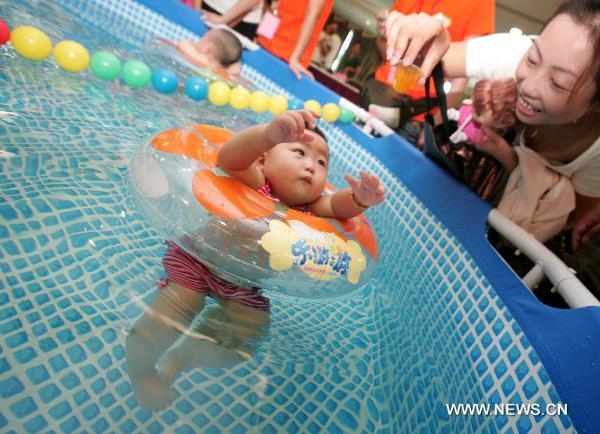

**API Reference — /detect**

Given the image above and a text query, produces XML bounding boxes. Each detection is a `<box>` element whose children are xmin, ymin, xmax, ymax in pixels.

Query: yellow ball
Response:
<box><xmin>304</xmin><ymin>99</ymin><xmax>322</xmax><ymax>115</ymax></box>
<box><xmin>269</xmin><ymin>94</ymin><xmax>288</xmax><ymax>115</ymax></box>
<box><xmin>53</xmin><ymin>40</ymin><xmax>90</xmax><ymax>72</ymax></box>
<box><xmin>322</xmin><ymin>103</ymin><xmax>341</xmax><ymax>123</ymax></box>
<box><xmin>249</xmin><ymin>91</ymin><xmax>270</xmax><ymax>113</ymax></box>
<box><xmin>208</xmin><ymin>81</ymin><xmax>231</xmax><ymax>106</ymax></box>
<box><xmin>10</xmin><ymin>26</ymin><xmax>52</xmax><ymax>61</ymax></box>
<box><xmin>229</xmin><ymin>86</ymin><xmax>251</xmax><ymax>110</ymax></box>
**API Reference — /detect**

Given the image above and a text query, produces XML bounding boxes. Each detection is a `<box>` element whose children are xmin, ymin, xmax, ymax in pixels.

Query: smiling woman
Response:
<box><xmin>385</xmin><ymin>0</ymin><xmax>600</xmax><ymax>233</ymax></box>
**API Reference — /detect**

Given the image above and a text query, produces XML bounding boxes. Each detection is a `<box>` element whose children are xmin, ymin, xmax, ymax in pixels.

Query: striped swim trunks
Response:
<box><xmin>161</xmin><ymin>240</ymin><xmax>271</xmax><ymax>312</ymax></box>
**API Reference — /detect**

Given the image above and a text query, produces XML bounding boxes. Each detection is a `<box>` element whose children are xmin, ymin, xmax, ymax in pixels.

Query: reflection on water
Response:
<box><xmin>0</xmin><ymin>0</ymin><xmax>387</xmax><ymax>428</ymax></box>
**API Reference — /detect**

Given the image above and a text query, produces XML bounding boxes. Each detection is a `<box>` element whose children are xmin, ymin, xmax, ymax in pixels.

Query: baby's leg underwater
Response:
<box><xmin>125</xmin><ymin>282</ymin><xmax>207</xmax><ymax>410</ymax></box>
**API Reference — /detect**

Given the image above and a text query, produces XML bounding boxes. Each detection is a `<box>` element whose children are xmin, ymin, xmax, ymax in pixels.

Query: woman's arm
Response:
<box><xmin>386</xmin><ymin>11</ymin><xmax>533</xmax><ymax>84</ymax></box>
<box><xmin>204</xmin><ymin>0</ymin><xmax>261</xmax><ymax>27</ymax></box>
<box><xmin>288</xmin><ymin>0</ymin><xmax>326</xmax><ymax>79</ymax></box>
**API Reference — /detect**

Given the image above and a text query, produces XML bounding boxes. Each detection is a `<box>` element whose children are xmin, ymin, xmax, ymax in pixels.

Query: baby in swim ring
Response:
<box><xmin>125</xmin><ymin>110</ymin><xmax>385</xmax><ymax>411</ymax></box>
<box><xmin>218</xmin><ymin>109</ymin><xmax>386</xmax><ymax>217</ymax></box>
<box><xmin>176</xmin><ymin>28</ymin><xmax>243</xmax><ymax>79</ymax></box>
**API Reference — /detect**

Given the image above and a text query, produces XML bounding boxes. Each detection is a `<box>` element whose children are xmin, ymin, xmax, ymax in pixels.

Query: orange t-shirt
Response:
<box><xmin>257</xmin><ymin>0</ymin><xmax>334</xmax><ymax>67</ymax></box>
<box><xmin>375</xmin><ymin>0</ymin><xmax>495</xmax><ymax>120</ymax></box>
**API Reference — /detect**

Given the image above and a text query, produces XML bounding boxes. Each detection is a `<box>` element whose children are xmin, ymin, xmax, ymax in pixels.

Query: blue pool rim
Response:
<box><xmin>132</xmin><ymin>1</ymin><xmax>600</xmax><ymax>431</ymax></box>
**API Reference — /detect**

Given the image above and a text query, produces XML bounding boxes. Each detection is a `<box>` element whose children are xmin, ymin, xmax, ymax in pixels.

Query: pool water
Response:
<box><xmin>0</xmin><ymin>0</ymin><xmax>573</xmax><ymax>433</ymax></box>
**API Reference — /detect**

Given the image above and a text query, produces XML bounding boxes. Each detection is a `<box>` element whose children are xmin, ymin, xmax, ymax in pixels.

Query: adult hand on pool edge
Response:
<box><xmin>289</xmin><ymin>58</ymin><xmax>314</xmax><ymax>80</ymax></box>
<box><xmin>572</xmin><ymin>205</ymin><xmax>600</xmax><ymax>252</ymax></box>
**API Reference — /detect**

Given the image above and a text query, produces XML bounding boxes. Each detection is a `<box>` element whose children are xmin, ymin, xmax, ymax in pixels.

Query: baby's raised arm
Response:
<box><xmin>308</xmin><ymin>171</ymin><xmax>385</xmax><ymax>219</ymax></box>
<box><xmin>217</xmin><ymin>110</ymin><xmax>320</xmax><ymax>188</ymax></box>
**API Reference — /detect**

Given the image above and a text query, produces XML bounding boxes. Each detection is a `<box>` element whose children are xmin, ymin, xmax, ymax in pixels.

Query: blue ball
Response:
<box><xmin>151</xmin><ymin>68</ymin><xmax>178</xmax><ymax>94</ymax></box>
<box><xmin>289</xmin><ymin>99</ymin><xmax>304</xmax><ymax>111</ymax></box>
<box><xmin>184</xmin><ymin>77</ymin><xmax>209</xmax><ymax>100</ymax></box>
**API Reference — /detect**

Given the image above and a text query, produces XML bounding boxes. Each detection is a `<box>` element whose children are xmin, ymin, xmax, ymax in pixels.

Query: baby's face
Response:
<box><xmin>261</xmin><ymin>131</ymin><xmax>329</xmax><ymax>207</ymax></box>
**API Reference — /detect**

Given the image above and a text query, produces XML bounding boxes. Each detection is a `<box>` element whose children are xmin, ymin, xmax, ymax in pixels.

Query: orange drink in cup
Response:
<box><xmin>392</xmin><ymin>64</ymin><xmax>422</xmax><ymax>93</ymax></box>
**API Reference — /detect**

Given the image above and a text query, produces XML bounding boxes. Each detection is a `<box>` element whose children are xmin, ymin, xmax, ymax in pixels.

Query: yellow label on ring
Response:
<box><xmin>260</xmin><ymin>220</ymin><xmax>366</xmax><ymax>283</ymax></box>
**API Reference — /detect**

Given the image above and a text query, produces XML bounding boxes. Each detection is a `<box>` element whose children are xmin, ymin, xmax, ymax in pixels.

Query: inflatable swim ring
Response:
<box><xmin>129</xmin><ymin>124</ymin><xmax>378</xmax><ymax>299</ymax></box>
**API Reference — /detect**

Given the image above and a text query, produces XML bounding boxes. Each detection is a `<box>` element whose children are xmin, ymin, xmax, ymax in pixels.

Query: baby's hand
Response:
<box><xmin>345</xmin><ymin>171</ymin><xmax>386</xmax><ymax>208</ymax></box>
<box><xmin>265</xmin><ymin>110</ymin><xmax>320</xmax><ymax>147</ymax></box>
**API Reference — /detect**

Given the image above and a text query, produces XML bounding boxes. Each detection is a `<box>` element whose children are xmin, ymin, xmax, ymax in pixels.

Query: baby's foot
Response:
<box><xmin>130</xmin><ymin>371</ymin><xmax>175</xmax><ymax>412</ymax></box>
<box><xmin>158</xmin><ymin>338</ymin><xmax>248</xmax><ymax>385</ymax></box>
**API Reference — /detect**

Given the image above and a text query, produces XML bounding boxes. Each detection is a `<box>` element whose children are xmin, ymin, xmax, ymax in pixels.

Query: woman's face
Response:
<box><xmin>515</xmin><ymin>14</ymin><xmax>597</xmax><ymax>126</ymax></box>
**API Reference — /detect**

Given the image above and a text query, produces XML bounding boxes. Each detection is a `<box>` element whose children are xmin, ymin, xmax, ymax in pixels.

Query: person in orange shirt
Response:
<box><xmin>368</xmin><ymin>0</ymin><xmax>495</xmax><ymax>145</ymax></box>
<box><xmin>257</xmin><ymin>0</ymin><xmax>334</xmax><ymax>79</ymax></box>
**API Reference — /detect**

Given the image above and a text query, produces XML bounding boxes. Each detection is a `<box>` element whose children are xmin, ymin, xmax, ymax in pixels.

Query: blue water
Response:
<box><xmin>0</xmin><ymin>0</ymin><xmax>573</xmax><ymax>433</ymax></box>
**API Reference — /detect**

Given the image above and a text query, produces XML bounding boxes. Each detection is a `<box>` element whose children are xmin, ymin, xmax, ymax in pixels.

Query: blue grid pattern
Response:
<box><xmin>0</xmin><ymin>0</ymin><xmax>574</xmax><ymax>432</ymax></box>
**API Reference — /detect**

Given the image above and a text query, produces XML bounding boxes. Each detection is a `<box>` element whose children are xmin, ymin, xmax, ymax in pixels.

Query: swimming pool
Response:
<box><xmin>0</xmin><ymin>0</ymin><xmax>594</xmax><ymax>432</ymax></box>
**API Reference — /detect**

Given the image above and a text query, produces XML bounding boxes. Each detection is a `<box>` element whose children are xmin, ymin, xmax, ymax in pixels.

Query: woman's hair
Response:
<box><xmin>472</xmin><ymin>78</ymin><xmax>518</xmax><ymax>130</ymax></box>
<box><xmin>546</xmin><ymin>0</ymin><xmax>600</xmax><ymax>105</ymax></box>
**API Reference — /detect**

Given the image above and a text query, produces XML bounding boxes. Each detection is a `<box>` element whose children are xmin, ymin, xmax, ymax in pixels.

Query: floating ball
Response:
<box><xmin>53</xmin><ymin>40</ymin><xmax>89</xmax><ymax>72</ymax></box>
<box><xmin>152</xmin><ymin>69</ymin><xmax>178</xmax><ymax>94</ymax></box>
<box><xmin>90</xmin><ymin>51</ymin><xmax>121</xmax><ymax>80</ymax></box>
<box><xmin>10</xmin><ymin>26</ymin><xmax>52</xmax><ymax>61</ymax></box>
<box><xmin>322</xmin><ymin>103</ymin><xmax>341</xmax><ymax>123</ymax></box>
<box><xmin>184</xmin><ymin>77</ymin><xmax>209</xmax><ymax>100</ymax></box>
<box><xmin>229</xmin><ymin>86</ymin><xmax>251</xmax><ymax>110</ymax></box>
<box><xmin>0</xmin><ymin>18</ymin><xmax>10</xmax><ymax>46</ymax></box>
<box><xmin>249</xmin><ymin>91</ymin><xmax>269</xmax><ymax>113</ymax></box>
<box><xmin>289</xmin><ymin>99</ymin><xmax>303</xmax><ymax>111</ymax></box>
<box><xmin>208</xmin><ymin>81</ymin><xmax>231</xmax><ymax>106</ymax></box>
<box><xmin>122</xmin><ymin>60</ymin><xmax>151</xmax><ymax>88</ymax></box>
<box><xmin>338</xmin><ymin>108</ymin><xmax>355</xmax><ymax>124</ymax></box>
<box><xmin>269</xmin><ymin>95</ymin><xmax>288</xmax><ymax>116</ymax></box>
<box><xmin>304</xmin><ymin>99</ymin><xmax>322</xmax><ymax>115</ymax></box>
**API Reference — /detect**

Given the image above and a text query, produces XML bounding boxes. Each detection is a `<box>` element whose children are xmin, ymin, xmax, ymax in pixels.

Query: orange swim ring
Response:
<box><xmin>130</xmin><ymin>124</ymin><xmax>379</xmax><ymax>299</ymax></box>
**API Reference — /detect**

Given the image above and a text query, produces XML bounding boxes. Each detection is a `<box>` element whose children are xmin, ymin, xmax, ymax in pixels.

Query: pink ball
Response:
<box><xmin>0</xmin><ymin>18</ymin><xmax>10</xmax><ymax>45</ymax></box>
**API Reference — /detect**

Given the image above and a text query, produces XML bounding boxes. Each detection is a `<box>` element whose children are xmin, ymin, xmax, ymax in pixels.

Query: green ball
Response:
<box><xmin>122</xmin><ymin>60</ymin><xmax>151</xmax><ymax>88</ymax></box>
<box><xmin>339</xmin><ymin>108</ymin><xmax>355</xmax><ymax>124</ymax></box>
<box><xmin>90</xmin><ymin>51</ymin><xmax>122</xmax><ymax>80</ymax></box>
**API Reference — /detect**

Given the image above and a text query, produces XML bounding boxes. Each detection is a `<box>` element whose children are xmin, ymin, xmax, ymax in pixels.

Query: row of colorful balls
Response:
<box><xmin>0</xmin><ymin>20</ymin><xmax>356</xmax><ymax>123</ymax></box>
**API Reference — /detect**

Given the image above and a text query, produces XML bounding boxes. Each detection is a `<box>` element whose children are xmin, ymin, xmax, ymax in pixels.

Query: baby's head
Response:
<box><xmin>258</xmin><ymin>127</ymin><xmax>329</xmax><ymax>207</ymax></box>
<box><xmin>197</xmin><ymin>28</ymin><xmax>243</xmax><ymax>69</ymax></box>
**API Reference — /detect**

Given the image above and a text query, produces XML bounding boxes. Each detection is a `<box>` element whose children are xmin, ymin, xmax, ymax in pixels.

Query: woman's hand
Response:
<box><xmin>289</xmin><ymin>58</ymin><xmax>314</xmax><ymax>80</ymax></box>
<box><xmin>265</xmin><ymin>110</ymin><xmax>320</xmax><ymax>146</ymax></box>
<box><xmin>385</xmin><ymin>11</ymin><xmax>451</xmax><ymax>84</ymax></box>
<box><xmin>572</xmin><ymin>206</ymin><xmax>600</xmax><ymax>252</ymax></box>
<box><xmin>345</xmin><ymin>171</ymin><xmax>385</xmax><ymax>208</ymax></box>
<box><xmin>202</xmin><ymin>11</ymin><xmax>225</xmax><ymax>24</ymax></box>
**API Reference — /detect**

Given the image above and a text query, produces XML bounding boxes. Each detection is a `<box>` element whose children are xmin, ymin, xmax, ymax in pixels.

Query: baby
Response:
<box><xmin>218</xmin><ymin>109</ymin><xmax>386</xmax><ymax>217</ymax></box>
<box><xmin>177</xmin><ymin>28</ymin><xmax>243</xmax><ymax>79</ymax></box>
<box><xmin>125</xmin><ymin>110</ymin><xmax>385</xmax><ymax>411</ymax></box>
